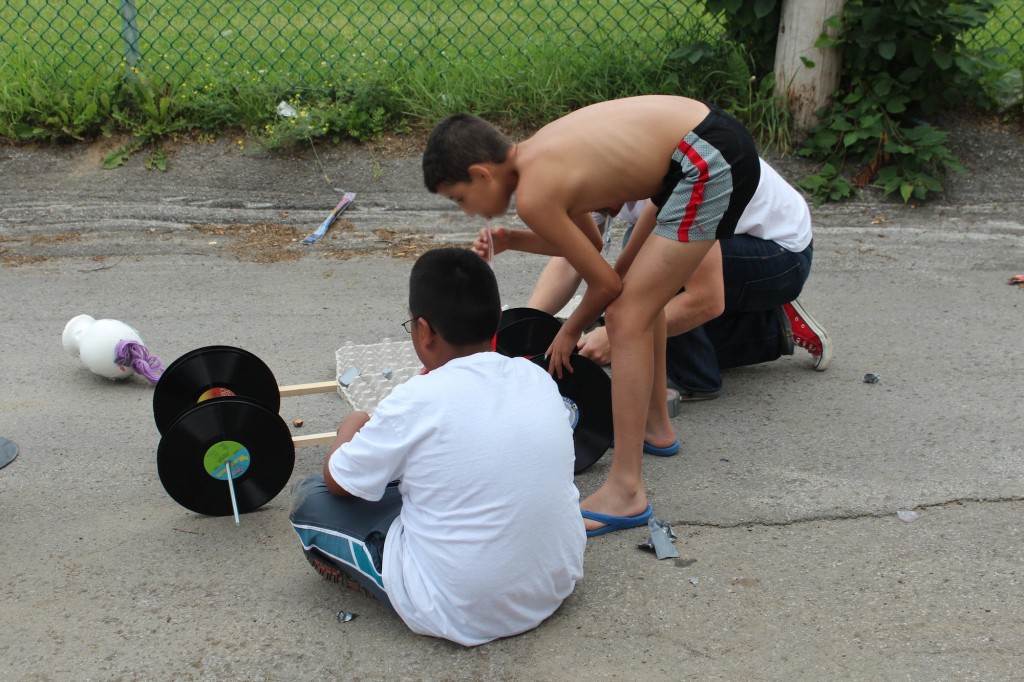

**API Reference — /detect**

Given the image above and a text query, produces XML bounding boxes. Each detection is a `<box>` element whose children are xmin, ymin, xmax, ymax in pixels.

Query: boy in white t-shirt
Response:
<box><xmin>289</xmin><ymin>247</ymin><xmax>586</xmax><ymax>647</ymax></box>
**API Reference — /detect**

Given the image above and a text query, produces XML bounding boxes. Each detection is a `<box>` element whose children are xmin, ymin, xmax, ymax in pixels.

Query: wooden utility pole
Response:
<box><xmin>774</xmin><ymin>0</ymin><xmax>846</xmax><ymax>130</ymax></box>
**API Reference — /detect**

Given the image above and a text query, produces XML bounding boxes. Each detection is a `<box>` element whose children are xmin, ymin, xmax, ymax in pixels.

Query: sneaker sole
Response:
<box><xmin>667</xmin><ymin>378</ymin><xmax>721</xmax><ymax>401</ymax></box>
<box><xmin>304</xmin><ymin>551</ymin><xmax>376</xmax><ymax>599</ymax></box>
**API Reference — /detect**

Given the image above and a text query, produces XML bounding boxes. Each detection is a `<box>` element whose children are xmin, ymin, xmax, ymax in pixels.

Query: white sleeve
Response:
<box><xmin>327</xmin><ymin>386</ymin><xmax>418</xmax><ymax>500</ymax></box>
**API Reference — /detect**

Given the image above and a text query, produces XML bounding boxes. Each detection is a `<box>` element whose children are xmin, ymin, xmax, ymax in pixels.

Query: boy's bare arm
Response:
<box><xmin>613</xmin><ymin>201</ymin><xmax>658</xmax><ymax>278</ymax></box>
<box><xmin>570</xmin><ymin>212</ymin><xmax>605</xmax><ymax>251</ymax></box>
<box><xmin>515</xmin><ymin>198</ymin><xmax>621</xmax><ymax>376</ymax></box>
<box><xmin>496</xmin><ymin>211</ymin><xmax>601</xmax><ymax>257</ymax></box>
<box><xmin>500</xmin><ymin>227</ymin><xmax>568</xmax><ymax>257</ymax></box>
<box><xmin>322</xmin><ymin>411</ymin><xmax>370</xmax><ymax>497</ymax></box>
<box><xmin>518</xmin><ymin>201</ymin><xmax>619</xmax><ymax>321</ymax></box>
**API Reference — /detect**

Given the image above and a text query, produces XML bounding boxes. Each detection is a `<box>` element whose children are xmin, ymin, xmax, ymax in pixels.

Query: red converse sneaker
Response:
<box><xmin>783</xmin><ymin>299</ymin><xmax>833</xmax><ymax>370</ymax></box>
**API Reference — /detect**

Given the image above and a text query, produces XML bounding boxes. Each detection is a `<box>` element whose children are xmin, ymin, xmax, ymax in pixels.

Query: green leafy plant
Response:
<box><xmin>662</xmin><ymin>39</ymin><xmax>791</xmax><ymax>151</ymax></box>
<box><xmin>102</xmin><ymin>142</ymin><xmax>138</xmax><ymax>169</ymax></box>
<box><xmin>0</xmin><ymin>47</ymin><xmax>118</xmax><ymax>141</ymax></box>
<box><xmin>144</xmin><ymin>147</ymin><xmax>168</xmax><ymax>171</ymax></box>
<box><xmin>257</xmin><ymin>77</ymin><xmax>403</xmax><ymax>151</ymax></box>
<box><xmin>797</xmin><ymin>0</ymin><xmax>1001</xmax><ymax>204</ymax></box>
<box><xmin>98</xmin><ymin>68</ymin><xmax>190</xmax><ymax>170</ymax></box>
<box><xmin>112</xmin><ymin>69</ymin><xmax>187</xmax><ymax>142</ymax></box>
<box><xmin>704</xmin><ymin>0</ymin><xmax>782</xmax><ymax>76</ymax></box>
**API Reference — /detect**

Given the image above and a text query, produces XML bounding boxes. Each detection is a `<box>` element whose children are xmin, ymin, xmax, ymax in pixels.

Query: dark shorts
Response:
<box><xmin>288</xmin><ymin>474</ymin><xmax>403</xmax><ymax>605</ymax></box>
<box><xmin>651</xmin><ymin>104</ymin><xmax>760</xmax><ymax>242</ymax></box>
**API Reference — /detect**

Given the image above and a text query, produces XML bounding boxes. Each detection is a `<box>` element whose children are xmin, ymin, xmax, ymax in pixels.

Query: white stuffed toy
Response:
<box><xmin>63</xmin><ymin>314</ymin><xmax>163</xmax><ymax>383</ymax></box>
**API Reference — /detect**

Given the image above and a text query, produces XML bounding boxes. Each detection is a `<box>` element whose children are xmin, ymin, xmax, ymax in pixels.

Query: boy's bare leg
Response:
<box><xmin>581</xmin><ymin>237</ymin><xmax>713</xmax><ymax>531</ymax></box>
<box><xmin>644</xmin><ymin>310</ymin><xmax>676</xmax><ymax>448</ymax></box>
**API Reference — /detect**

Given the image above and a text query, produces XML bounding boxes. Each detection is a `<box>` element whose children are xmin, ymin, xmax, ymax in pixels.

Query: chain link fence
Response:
<box><xmin>2</xmin><ymin>1</ymin><xmax>1019</xmax><ymax>92</ymax></box>
<box><xmin>967</xmin><ymin>0</ymin><xmax>1024</xmax><ymax>53</ymax></box>
<box><xmin>0</xmin><ymin>0</ymin><xmax>721</xmax><ymax>90</ymax></box>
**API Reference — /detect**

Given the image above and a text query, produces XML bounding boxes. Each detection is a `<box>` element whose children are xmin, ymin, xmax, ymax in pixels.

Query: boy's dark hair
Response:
<box><xmin>409</xmin><ymin>247</ymin><xmax>501</xmax><ymax>346</ymax></box>
<box><xmin>422</xmin><ymin>114</ymin><xmax>513</xmax><ymax>193</ymax></box>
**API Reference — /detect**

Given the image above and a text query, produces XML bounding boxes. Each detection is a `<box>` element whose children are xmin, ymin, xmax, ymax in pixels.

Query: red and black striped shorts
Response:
<box><xmin>650</xmin><ymin>104</ymin><xmax>760</xmax><ymax>242</ymax></box>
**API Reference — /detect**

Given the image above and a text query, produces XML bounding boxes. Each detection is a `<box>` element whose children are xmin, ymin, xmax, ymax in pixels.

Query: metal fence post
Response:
<box><xmin>119</xmin><ymin>0</ymin><xmax>142</xmax><ymax>76</ymax></box>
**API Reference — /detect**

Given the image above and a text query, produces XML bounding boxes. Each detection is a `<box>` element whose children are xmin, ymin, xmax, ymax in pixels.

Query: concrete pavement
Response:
<box><xmin>1</xmin><ymin>131</ymin><xmax>1023</xmax><ymax>680</ymax></box>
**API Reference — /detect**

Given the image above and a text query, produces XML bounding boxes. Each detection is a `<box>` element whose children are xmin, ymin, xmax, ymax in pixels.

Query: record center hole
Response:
<box><xmin>204</xmin><ymin>441</ymin><xmax>252</xmax><ymax>479</ymax></box>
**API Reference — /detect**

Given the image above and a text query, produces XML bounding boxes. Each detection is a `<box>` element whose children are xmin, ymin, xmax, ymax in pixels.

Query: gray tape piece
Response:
<box><xmin>338</xmin><ymin>366</ymin><xmax>361</xmax><ymax>387</ymax></box>
<box><xmin>0</xmin><ymin>437</ymin><xmax>19</xmax><ymax>470</ymax></box>
<box><xmin>637</xmin><ymin>517</ymin><xmax>680</xmax><ymax>560</ymax></box>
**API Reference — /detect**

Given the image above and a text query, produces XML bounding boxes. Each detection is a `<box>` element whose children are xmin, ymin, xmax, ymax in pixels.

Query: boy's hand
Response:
<box><xmin>545</xmin><ymin>327</ymin><xmax>579</xmax><ymax>379</ymax></box>
<box><xmin>472</xmin><ymin>226</ymin><xmax>510</xmax><ymax>261</ymax></box>
<box><xmin>576</xmin><ymin>327</ymin><xmax>611</xmax><ymax>366</ymax></box>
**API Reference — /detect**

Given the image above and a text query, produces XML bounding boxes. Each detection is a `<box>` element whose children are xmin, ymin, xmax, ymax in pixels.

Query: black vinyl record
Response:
<box><xmin>532</xmin><ymin>354</ymin><xmax>612</xmax><ymax>474</ymax></box>
<box><xmin>153</xmin><ymin>346</ymin><xmax>280</xmax><ymax>435</ymax></box>
<box><xmin>157</xmin><ymin>396</ymin><xmax>295</xmax><ymax>516</ymax></box>
<box><xmin>496</xmin><ymin>316</ymin><xmax>563</xmax><ymax>358</ymax></box>
<box><xmin>498</xmin><ymin>306</ymin><xmax>558</xmax><ymax>332</ymax></box>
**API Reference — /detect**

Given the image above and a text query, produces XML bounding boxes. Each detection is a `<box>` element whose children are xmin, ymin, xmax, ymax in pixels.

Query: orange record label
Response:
<box><xmin>198</xmin><ymin>387</ymin><xmax>236</xmax><ymax>402</ymax></box>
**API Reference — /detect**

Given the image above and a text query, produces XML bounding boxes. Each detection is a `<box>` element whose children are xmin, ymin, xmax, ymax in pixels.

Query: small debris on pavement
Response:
<box><xmin>863</xmin><ymin>373</ymin><xmax>881</xmax><ymax>384</ymax></box>
<box><xmin>336</xmin><ymin>611</ymin><xmax>358</xmax><ymax>623</ymax></box>
<box><xmin>897</xmin><ymin>509</ymin><xmax>919</xmax><ymax>522</ymax></box>
<box><xmin>637</xmin><ymin>517</ymin><xmax>680</xmax><ymax>560</ymax></box>
<box><xmin>292</xmin><ymin>418</ymin><xmax>304</xmax><ymax>427</ymax></box>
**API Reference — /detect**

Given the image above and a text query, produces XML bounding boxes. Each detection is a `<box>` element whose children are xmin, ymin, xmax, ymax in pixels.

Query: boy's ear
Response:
<box><xmin>417</xmin><ymin>317</ymin><xmax>438</xmax><ymax>346</ymax></box>
<box><xmin>467</xmin><ymin>163</ymin><xmax>493</xmax><ymax>183</ymax></box>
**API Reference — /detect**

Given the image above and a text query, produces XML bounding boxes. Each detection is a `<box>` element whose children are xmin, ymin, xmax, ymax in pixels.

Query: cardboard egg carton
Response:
<box><xmin>335</xmin><ymin>339</ymin><xmax>421</xmax><ymax>414</ymax></box>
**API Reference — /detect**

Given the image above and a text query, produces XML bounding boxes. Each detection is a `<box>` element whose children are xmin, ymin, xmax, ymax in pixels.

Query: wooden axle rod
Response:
<box><xmin>278</xmin><ymin>380</ymin><xmax>339</xmax><ymax>397</ymax></box>
<box><xmin>278</xmin><ymin>379</ymin><xmax>343</xmax><ymax>448</ymax></box>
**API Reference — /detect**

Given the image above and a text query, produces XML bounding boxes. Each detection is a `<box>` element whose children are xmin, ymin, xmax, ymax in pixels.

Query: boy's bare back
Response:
<box><xmin>514</xmin><ymin>96</ymin><xmax>710</xmax><ymax>219</ymax></box>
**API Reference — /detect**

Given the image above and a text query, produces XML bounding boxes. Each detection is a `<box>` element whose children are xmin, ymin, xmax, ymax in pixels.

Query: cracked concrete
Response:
<box><xmin>1</xmin><ymin>112</ymin><xmax>1023</xmax><ymax>680</ymax></box>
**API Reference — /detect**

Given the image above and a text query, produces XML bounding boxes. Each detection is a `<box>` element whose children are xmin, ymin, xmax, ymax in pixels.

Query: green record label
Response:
<box><xmin>204</xmin><ymin>440</ymin><xmax>252</xmax><ymax>479</ymax></box>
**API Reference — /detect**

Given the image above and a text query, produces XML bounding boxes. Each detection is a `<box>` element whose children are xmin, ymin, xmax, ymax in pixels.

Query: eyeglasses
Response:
<box><xmin>401</xmin><ymin>317</ymin><xmax>420</xmax><ymax>333</ymax></box>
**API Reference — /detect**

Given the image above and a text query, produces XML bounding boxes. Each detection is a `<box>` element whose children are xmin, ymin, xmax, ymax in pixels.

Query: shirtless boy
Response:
<box><xmin>423</xmin><ymin>96</ymin><xmax>761</xmax><ymax>535</ymax></box>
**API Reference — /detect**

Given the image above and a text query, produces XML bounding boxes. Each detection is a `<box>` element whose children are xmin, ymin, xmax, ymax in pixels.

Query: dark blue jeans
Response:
<box><xmin>665</xmin><ymin>234</ymin><xmax>813</xmax><ymax>393</ymax></box>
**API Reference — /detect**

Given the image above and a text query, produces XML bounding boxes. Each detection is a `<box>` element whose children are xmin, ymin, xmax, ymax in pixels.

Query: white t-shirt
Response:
<box><xmin>328</xmin><ymin>352</ymin><xmax>586</xmax><ymax>647</ymax></box>
<box><xmin>733</xmin><ymin>158</ymin><xmax>813</xmax><ymax>252</ymax></box>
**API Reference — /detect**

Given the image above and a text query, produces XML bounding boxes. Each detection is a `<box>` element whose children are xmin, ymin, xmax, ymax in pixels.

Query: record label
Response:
<box><xmin>199</xmin><ymin>387</ymin><xmax>237</xmax><ymax>402</ymax></box>
<box><xmin>562</xmin><ymin>396</ymin><xmax>580</xmax><ymax>430</ymax></box>
<box><xmin>531</xmin><ymin>354</ymin><xmax>612</xmax><ymax>474</ymax></box>
<box><xmin>204</xmin><ymin>440</ymin><xmax>252</xmax><ymax>479</ymax></box>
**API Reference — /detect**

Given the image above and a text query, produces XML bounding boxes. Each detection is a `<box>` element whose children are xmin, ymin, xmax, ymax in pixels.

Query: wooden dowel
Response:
<box><xmin>279</xmin><ymin>380</ymin><xmax>338</xmax><ymax>397</ymax></box>
<box><xmin>292</xmin><ymin>432</ymin><xmax>336</xmax><ymax>447</ymax></box>
<box><xmin>280</xmin><ymin>379</ymin><xmax>340</xmax><ymax>447</ymax></box>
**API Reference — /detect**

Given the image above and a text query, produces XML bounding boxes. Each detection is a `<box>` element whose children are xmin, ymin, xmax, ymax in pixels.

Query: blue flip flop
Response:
<box><xmin>582</xmin><ymin>505</ymin><xmax>654</xmax><ymax>537</ymax></box>
<box><xmin>643</xmin><ymin>439</ymin><xmax>680</xmax><ymax>457</ymax></box>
